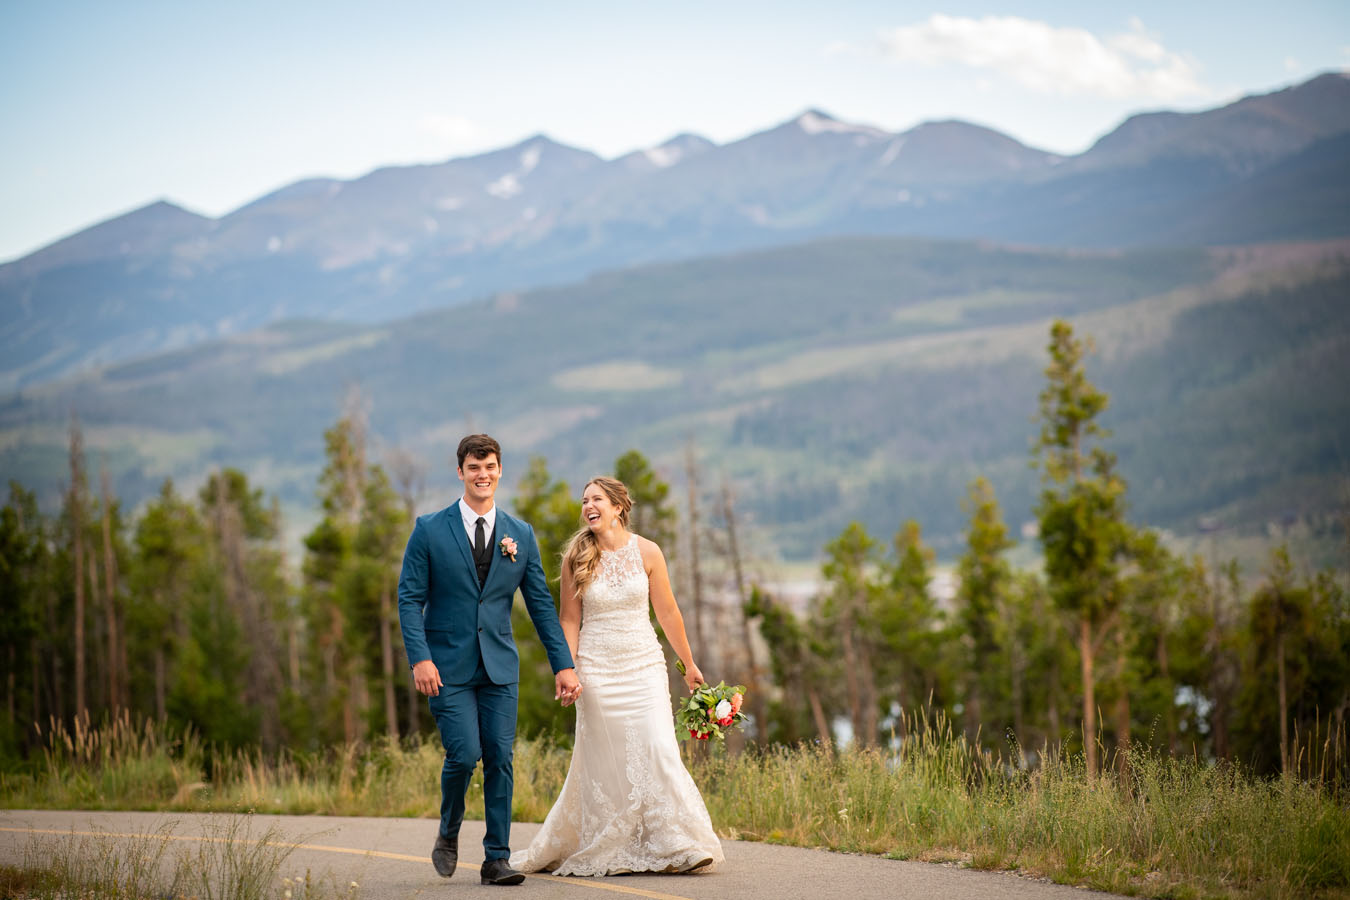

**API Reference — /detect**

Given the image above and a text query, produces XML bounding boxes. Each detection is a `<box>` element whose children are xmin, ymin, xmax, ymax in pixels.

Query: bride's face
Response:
<box><xmin>581</xmin><ymin>483</ymin><xmax>620</xmax><ymax>533</ymax></box>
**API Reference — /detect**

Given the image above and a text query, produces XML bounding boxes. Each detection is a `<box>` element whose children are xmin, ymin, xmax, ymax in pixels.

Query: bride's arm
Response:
<box><xmin>559</xmin><ymin>557</ymin><xmax>582</xmax><ymax>665</ymax></box>
<box><xmin>642</xmin><ymin>538</ymin><xmax>704</xmax><ymax>692</ymax></box>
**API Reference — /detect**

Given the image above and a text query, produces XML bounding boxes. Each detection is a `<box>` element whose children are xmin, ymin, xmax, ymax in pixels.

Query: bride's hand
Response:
<box><xmin>682</xmin><ymin>663</ymin><xmax>705</xmax><ymax>693</ymax></box>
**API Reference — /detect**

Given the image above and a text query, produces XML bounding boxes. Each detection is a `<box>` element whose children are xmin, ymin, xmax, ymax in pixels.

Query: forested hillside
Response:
<box><xmin>2</xmin><ymin>235</ymin><xmax>1345</xmax><ymax>557</ymax></box>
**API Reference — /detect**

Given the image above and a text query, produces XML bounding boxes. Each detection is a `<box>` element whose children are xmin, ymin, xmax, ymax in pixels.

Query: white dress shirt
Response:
<box><xmin>458</xmin><ymin>497</ymin><xmax>497</xmax><ymax>550</ymax></box>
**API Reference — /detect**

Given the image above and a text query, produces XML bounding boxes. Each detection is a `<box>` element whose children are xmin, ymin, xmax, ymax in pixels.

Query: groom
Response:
<box><xmin>398</xmin><ymin>433</ymin><xmax>581</xmax><ymax>886</ymax></box>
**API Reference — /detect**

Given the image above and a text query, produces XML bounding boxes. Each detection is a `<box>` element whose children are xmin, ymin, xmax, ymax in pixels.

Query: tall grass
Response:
<box><xmin>698</xmin><ymin>714</ymin><xmax>1350</xmax><ymax>899</ymax></box>
<box><xmin>3</xmin><ymin>711</ymin><xmax>1347</xmax><ymax>899</ymax></box>
<box><xmin>0</xmin><ymin>815</ymin><xmax>349</xmax><ymax>900</ymax></box>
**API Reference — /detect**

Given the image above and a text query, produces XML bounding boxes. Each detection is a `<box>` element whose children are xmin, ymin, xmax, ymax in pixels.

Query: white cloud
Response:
<box><xmin>877</xmin><ymin>14</ymin><xmax>1207</xmax><ymax>101</ymax></box>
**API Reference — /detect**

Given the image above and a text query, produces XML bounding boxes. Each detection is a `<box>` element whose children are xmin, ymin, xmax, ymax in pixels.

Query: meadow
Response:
<box><xmin>3</xmin><ymin>713</ymin><xmax>1347</xmax><ymax>900</ymax></box>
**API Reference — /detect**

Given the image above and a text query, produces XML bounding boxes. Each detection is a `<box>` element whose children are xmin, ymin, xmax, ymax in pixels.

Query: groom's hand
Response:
<box><xmin>413</xmin><ymin>660</ymin><xmax>443</xmax><ymax>697</ymax></box>
<box><xmin>555</xmin><ymin>668</ymin><xmax>581</xmax><ymax>707</ymax></box>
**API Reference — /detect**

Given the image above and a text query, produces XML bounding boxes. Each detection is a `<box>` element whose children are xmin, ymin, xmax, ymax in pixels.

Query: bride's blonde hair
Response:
<box><xmin>562</xmin><ymin>476</ymin><xmax>633</xmax><ymax>598</ymax></box>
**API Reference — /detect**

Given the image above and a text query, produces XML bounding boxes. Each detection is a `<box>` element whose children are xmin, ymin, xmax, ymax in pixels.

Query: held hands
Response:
<box><xmin>555</xmin><ymin>668</ymin><xmax>582</xmax><ymax>707</ymax></box>
<box><xmin>412</xmin><ymin>659</ymin><xmax>443</xmax><ymax>697</ymax></box>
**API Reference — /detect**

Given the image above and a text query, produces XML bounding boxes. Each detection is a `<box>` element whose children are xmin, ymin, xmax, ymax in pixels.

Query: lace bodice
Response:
<box><xmin>576</xmin><ymin>535</ymin><xmax>664</xmax><ymax>679</ymax></box>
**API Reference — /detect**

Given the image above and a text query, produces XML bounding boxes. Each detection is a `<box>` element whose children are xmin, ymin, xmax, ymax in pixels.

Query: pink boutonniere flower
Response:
<box><xmin>499</xmin><ymin>536</ymin><xmax>518</xmax><ymax>561</ymax></box>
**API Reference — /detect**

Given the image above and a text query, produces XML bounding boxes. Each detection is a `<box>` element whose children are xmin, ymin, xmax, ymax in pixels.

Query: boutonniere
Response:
<box><xmin>499</xmin><ymin>536</ymin><xmax>518</xmax><ymax>562</ymax></box>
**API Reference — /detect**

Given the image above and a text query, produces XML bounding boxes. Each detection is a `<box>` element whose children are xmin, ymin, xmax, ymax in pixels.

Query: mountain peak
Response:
<box><xmin>4</xmin><ymin>199</ymin><xmax>212</xmax><ymax>274</ymax></box>
<box><xmin>794</xmin><ymin>109</ymin><xmax>886</xmax><ymax>138</ymax></box>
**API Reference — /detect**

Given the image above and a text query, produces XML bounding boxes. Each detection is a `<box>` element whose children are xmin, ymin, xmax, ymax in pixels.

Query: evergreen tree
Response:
<box><xmin>819</xmin><ymin>522</ymin><xmax>882</xmax><ymax>747</ymax></box>
<box><xmin>0</xmin><ymin>482</ymin><xmax>50</xmax><ymax>756</ymax></box>
<box><xmin>745</xmin><ymin>586</ymin><xmax>833</xmax><ymax>745</ymax></box>
<box><xmin>127</xmin><ymin>480</ymin><xmax>204</xmax><ymax>725</ymax></box>
<box><xmin>349</xmin><ymin>465</ymin><xmax>411</xmax><ymax>739</ymax></box>
<box><xmin>1238</xmin><ymin>547</ymin><xmax>1314</xmax><ymax>774</ymax></box>
<box><xmin>614</xmin><ymin>450</ymin><xmax>677</xmax><ymax>549</ymax></box>
<box><xmin>1033</xmin><ymin>320</ymin><xmax>1130</xmax><ymax>776</ymax></box>
<box><xmin>954</xmin><ymin>478</ymin><xmax>1013</xmax><ymax>743</ymax></box>
<box><xmin>877</xmin><ymin>520</ymin><xmax>944</xmax><ymax>739</ymax></box>
<box><xmin>511</xmin><ymin>456</ymin><xmax>582</xmax><ymax>741</ymax></box>
<box><xmin>303</xmin><ymin>417</ymin><xmax>371</xmax><ymax>745</ymax></box>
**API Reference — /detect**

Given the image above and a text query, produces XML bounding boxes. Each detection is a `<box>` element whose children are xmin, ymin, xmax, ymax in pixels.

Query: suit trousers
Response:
<box><xmin>429</xmin><ymin>654</ymin><xmax>519</xmax><ymax>861</ymax></box>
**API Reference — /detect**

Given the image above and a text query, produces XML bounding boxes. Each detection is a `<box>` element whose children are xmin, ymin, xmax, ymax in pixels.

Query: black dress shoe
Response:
<box><xmin>480</xmin><ymin>858</ymin><xmax>525</xmax><ymax>886</ymax></box>
<box><xmin>431</xmin><ymin>833</ymin><xmax>458</xmax><ymax>877</ymax></box>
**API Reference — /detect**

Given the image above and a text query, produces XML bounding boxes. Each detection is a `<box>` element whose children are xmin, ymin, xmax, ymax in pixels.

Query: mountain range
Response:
<box><xmin>4</xmin><ymin>72</ymin><xmax>1349</xmax><ymax>391</ymax></box>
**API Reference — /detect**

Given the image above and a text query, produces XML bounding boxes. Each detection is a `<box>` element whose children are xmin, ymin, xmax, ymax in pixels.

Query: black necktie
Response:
<box><xmin>474</xmin><ymin>516</ymin><xmax>486</xmax><ymax>561</ymax></box>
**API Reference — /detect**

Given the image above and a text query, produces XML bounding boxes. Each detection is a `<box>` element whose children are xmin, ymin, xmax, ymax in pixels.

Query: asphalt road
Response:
<box><xmin>0</xmin><ymin>810</ymin><xmax>1122</xmax><ymax>900</ymax></box>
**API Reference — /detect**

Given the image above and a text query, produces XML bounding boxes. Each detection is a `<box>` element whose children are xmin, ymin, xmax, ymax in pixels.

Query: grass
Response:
<box><xmin>0</xmin><ymin>815</ymin><xmax>352</xmax><ymax>900</ymax></box>
<box><xmin>3</xmin><ymin>712</ymin><xmax>1348</xmax><ymax>899</ymax></box>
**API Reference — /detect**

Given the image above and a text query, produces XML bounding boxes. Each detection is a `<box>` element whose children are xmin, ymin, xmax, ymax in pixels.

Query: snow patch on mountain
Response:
<box><xmin>643</xmin><ymin>145</ymin><xmax>684</xmax><ymax>168</ymax></box>
<box><xmin>487</xmin><ymin>174</ymin><xmax>522</xmax><ymax>199</ymax></box>
<box><xmin>797</xmin><ymin>111</ymin><xmax>887</xmax><ymax>139</ymax></box>
<box><xmin>520</xmin><ymin>145</ymin><xmax>542</xmax><ymax>174</ymax></box>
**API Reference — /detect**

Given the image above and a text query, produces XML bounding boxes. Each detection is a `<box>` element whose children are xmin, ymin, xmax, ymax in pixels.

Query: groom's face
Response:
<box><xmin>458</xmin><ymin>453</ymin><xmax>501</xmax><ymax>506</ymax></box>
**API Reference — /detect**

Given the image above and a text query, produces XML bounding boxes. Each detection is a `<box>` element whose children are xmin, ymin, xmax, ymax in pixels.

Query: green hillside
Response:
<box><xmin>2</xmin><ymin>236</ymin><xmax>1345</xmax><ymax>559</ymax></box>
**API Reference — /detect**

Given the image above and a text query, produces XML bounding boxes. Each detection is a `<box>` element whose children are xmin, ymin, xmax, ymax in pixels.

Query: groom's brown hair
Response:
<box><xmin>456</xmin><ymin>431</ymin><xmax>504</xmax><ymax>469</ymax></box>
<box><xmin>457</xmin><ymin>433</ymin><xmax>502</xmax><ymax>468</ymax></box>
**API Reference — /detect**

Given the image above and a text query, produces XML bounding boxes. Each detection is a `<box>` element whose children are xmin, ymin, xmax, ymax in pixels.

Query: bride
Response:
<box><xmin>510</xmin><ymin>476</ymin><xmax>725</xmax><ymax>876</ymax></box>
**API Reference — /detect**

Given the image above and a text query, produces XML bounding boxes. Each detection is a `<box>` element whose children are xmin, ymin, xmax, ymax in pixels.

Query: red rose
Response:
<box><xmin>718</xmin><ymin>716</ymin><xmax>734</xmax><ymax>727</ymax></box>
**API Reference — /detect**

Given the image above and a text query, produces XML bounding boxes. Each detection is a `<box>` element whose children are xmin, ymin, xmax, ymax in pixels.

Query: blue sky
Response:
<box><xmin>3</xmin><ymin>0</ymin><xmax>1347</xmax><ymax>262</ymax></box>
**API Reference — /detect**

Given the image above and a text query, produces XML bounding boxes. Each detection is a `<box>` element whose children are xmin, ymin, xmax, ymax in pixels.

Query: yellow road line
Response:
<box><xmin>0</xmin><ymin>825</ymin><xmax>693</xmax><ymax>900</ymax></box>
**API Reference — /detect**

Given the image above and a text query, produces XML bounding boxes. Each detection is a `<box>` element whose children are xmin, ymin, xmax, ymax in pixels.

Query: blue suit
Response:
<box><xmin>398</xmin><ymin>501</ymin><xmax>573</xmax><ymax>861</ymax></box>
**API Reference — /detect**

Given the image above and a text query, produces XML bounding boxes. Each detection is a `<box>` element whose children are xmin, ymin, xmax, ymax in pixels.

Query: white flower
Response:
<box><xmin>715</xmin><ymin>699</ymin><xmax>732</xmax><ymax>719</ymax></box>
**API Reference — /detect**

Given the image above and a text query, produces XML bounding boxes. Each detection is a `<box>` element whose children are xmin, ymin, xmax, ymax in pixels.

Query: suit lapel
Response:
<box><xmin>447</xmin><ymin>500</ymin><xmax>477</xmax><ymax>583</ymax></box>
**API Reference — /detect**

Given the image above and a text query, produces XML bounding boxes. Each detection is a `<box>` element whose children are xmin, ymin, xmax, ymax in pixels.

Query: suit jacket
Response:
<box><xmin>397</xmin><ymin>501</ymin><xmax>573</xmax><ymax>685</ymax></box>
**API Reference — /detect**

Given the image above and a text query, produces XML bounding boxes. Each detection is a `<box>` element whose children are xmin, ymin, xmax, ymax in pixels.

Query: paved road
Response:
<box><xmin>0</xmin><ymin>810</ymin><xmax>1121</xmax><ymax>900</ymax></box>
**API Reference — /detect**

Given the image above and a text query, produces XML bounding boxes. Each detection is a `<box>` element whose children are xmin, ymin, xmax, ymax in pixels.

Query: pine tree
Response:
<box><xmin>511</xmin><ymin>456</ymin><xmax>581</xmax><ymax>740</ymax></box>
<box><xmin>877</xmin><ymin>520</ymin><xmax>942</xmax><ymax>740</ymax></box>
<box><xmin>128</xmin><ymin>480</ymin><xmax>203</xmax><ymax>724</ymax></box>
<box><xmin>954</xmin><ymin>478</ymin><xmax>1013</xmax><ymax>744</ymax></box>
<box><xmin>1033</xmin><ymin>320</ymin><xmax>1130</xmax><ymax>777</ymax></box>
<box><xmin>820</xmin><ymin>522</ymin><xmax>881</xmax><ymax>747</ymax></box>
<box><xmin>614</xmin><ymin>450</ymin><xmax>677</xmax><ymax>549</ymax></box>
<box><xmin>0</xmin><ymin>482</ymin><xmax>50</xmax><ymax>755</ymax></box>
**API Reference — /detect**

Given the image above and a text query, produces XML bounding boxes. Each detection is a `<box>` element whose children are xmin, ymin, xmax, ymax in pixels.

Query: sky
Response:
<box><xmin>2</xmin><ymin>0</ymin><xmax>1347</xmax><ymax>263</ymax></box>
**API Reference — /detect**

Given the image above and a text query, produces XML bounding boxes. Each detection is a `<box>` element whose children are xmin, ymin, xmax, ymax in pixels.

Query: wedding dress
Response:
<box><xmin>510</xmin><ymin>535</ymin><xmax>725</xmax><ymax>875</ymax></box>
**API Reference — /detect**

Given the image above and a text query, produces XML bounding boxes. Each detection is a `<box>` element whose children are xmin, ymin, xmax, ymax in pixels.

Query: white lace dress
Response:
<box><xmin>510</xmin><ymin>535</ymin><xmax>725</xmax><ymax>875</ymax></box>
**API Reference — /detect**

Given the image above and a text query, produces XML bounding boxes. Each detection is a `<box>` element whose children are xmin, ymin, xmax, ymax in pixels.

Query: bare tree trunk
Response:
<box><xmin>1277</xmin><ymin>632</ymin><xmax>1289</xmax><ymax>774</ymax></box>
<box><xmin>806</xmin><ymin>686</ymin><xmax>832</xmax><ymax>748</ymax></box>
<box><xmin>100</xmin><ymin>468</ymin><xmax>120</xmax><ymax>713</ymax></box>
<box><xmin>46</xmin><ymin>584</ymin><xmax>63</xmax><ymax>724</ymax></box>
<box><xmin>720</xmin><ymin>481</ymin><xmax>767</xmax><ymax>745</ymax></box>
<box><xmin>684</xmin><ymin>443</ymin><xmax>704</xmax><ymax>661</ymax></box>
<box><xmin>288</xmin><ymin>621</ymin><xmax>301</xmax><ymax>691</ymax></box>
<box><xmin>380</xmin><ymin>588</ymin><xmax>398</xmax><ymax>739</ymax></box>
<box><xmin>1081</xmin><ymin>616</ymin><xmax>1097</xmax><ymax>778</ymax></box>
<box><xmin>839</xmin><ymin>622</ymin><xmax>864</xmax><ymax>746</ymax></box>
<box><xmin>1009</xmin><ymin>635</ymin><xmax>1026</xmax><ymax>750</ymax></box>
<box><xmin>154</xmin><ymin>647</ymin><xmax>166</xmax><ymax>722</ymax></box>
<box><xmin>69</xmin><ymin>419</ymin><xmax>86</xmax><ymax>721</ymax></box>
<box><xmin>86</xmin><ymin>546</ymin><xmax>102</xmax><ymax>714</ymax></box>
<box><xmin>859</xmin><ymin>641</ymin><xmax>879</xmax><ymax>748</ymax></box>
<box><xmin>407</xmin><ymin>677</ymin><xmax>421</xmax><ymax>734</ymax></box>
<box><xmin>1048</xmin><ymin>652</ymin><xmax>1061</xmax><ymax>746</ymax></box>
<box><xmin>1158</xmin><ymin>626</ymin><xmax>1176</xmax><ymax>755</ymax></box>
<box><xmin>6</xmin><ymin>645</ymin><xmax>14</xmax><ymax>733</ymax></box>
<box><xmin>31</xmin><ymin>639</ymin><xmax>42</xmax><ymax>732</ymax></box>
<box><xmin>1115</xmin><ymin>630</ymin><xmax>1130</xmax><ymax>778</ymax></box>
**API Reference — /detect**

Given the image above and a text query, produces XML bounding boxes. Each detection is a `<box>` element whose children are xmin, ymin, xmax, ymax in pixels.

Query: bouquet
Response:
<box><xmin>674</xmin><ymin>659</ymin><xmax>747</xmax><ymax>743</ymax></box>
